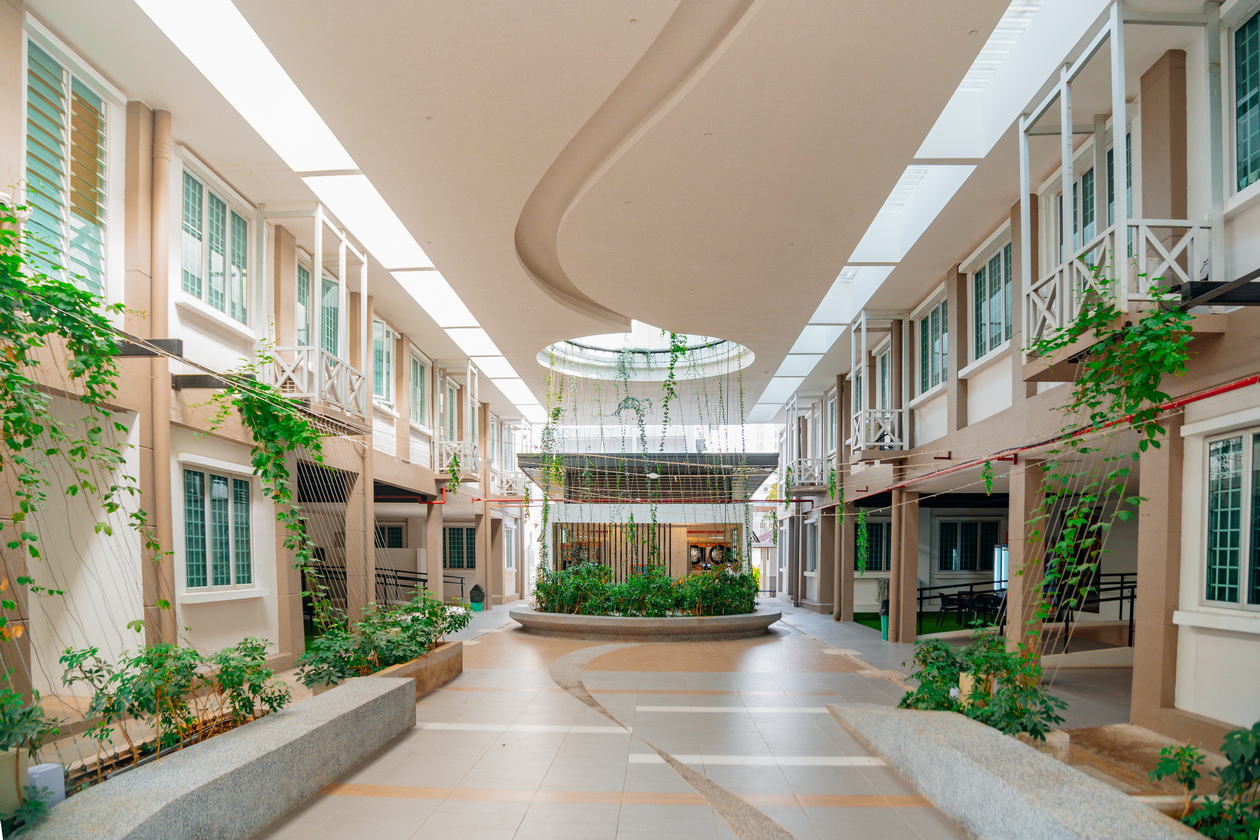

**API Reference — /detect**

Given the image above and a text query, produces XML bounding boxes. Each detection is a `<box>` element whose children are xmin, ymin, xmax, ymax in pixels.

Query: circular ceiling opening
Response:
<box><xmin>539</xmin><ymin>321</ymin><xmax>754</xmax><ymax>381</ymax></box>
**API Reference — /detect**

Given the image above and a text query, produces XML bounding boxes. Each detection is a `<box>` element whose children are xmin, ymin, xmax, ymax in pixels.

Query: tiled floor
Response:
<box><xmin>256</xmin><ymin>614</ymin><xmax>966</xmax><ymax>840</ymax></box>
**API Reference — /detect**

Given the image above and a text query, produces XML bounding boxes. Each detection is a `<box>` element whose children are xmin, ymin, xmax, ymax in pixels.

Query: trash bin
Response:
<box><xmin>469</xmin><ymin>584</ymin><xmax>485</xmax><ymax>612</ymax></box>
<box><xmin>879</xmin><ymin>598</ymin><xmax>889</xmax><ymax>641</ymax></box>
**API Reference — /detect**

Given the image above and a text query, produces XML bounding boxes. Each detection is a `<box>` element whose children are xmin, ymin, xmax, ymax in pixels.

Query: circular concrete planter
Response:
<box><xmin>508</xmin><ymin>606</ymin><xmax>782</xmax><ymax>641</ymax></box>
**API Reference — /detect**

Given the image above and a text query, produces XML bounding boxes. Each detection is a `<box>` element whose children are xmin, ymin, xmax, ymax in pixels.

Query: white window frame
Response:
<box><xmin>23</xmin><ymin>18</ymin><xmax>125</xmax><ymax>306</ymax></box>
<box><xmin>1229</xmin><ymin>1</ymin><xmax>1260</xmax><ymax>201</ymax></box>
<box><xmin>805</xmin><ymin>517</ymin><xmax>819</xmax><ymax>573</ymax></box>
<box><xmin>410</xmin><ymin>349</ymin><xmax>431</xmax><ymax>429</ymax></box>
<box><xmin>372</xmin><ymin>318</ymin><xmax>394</xmax><ymax>406</ymax></box>
<box><xmin>505</xmin><ymin>526</ymin><xmax>516</xmax><ymax>571</ymax></box>
<box><xmin>177</xmin><ymin>151</ymin><xmax>254</xmax><ymax>326</ymax></box>
<box><xmin>826</xmin><ymin>393</ymin><xmax>838</xmax><ymax>457</ymax></box>
<box><xmin>295</xmin><ymin>251</ymin><xmax>314</xmax><ymax>347</ymax></box>
<box><xmin>179</xmin><ymin>460</ymin><xmax>256</xmax><ymax>592</ymax></box>
<box><xmin>855</xmin><ymin>517</ymin><xmax>892</xmax><ymax>574</ymax></box>
<box><xmin>969</xmin><ymin>239</ymin><xmax>1012</xmax><ymax>364</ymax></box>
<box><xmin>918</xmin><ymin>297</ymin><xmax>948</xmax><ymax>395</ymax></box>
<box><xmin>1201</xmin><ymin>428</ymin><xmax>1260</xmax><ymax>611</ymax></box>
<box><xmin>936</xmin><ymin>517</ymin><xmax>1006</xmax><ymax>576</ymax></box>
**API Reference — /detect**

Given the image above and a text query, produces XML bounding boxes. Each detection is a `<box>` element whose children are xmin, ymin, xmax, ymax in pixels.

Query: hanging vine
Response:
<box><xmin>855</xmin><ymin>507</ymin><xmax>869</xmax><ymax>578</ymax></box>
<box><xmin>0</xmin><ymin>204</ymin><xmax>166</xmax><ymax>636</ymax></box>
<box><xmin>1023</xmin><ymin>277</ymin><xmax>1193</xmax><ymax>629</ymax></box>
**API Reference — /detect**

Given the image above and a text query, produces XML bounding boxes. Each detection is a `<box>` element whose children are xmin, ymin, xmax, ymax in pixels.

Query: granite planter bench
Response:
<box><xmin>312</xmin><ymin>640</ymin><xmax>463</xmax><ymax>699</ymax></box>
<box><xmin>509</xmin><ymin>606</ymin><xmax>781</xmax><ymax>641</ymax></box>
<box><xmin>29</xmin><ymin>677</ymin><xmax>416</xmax><ymax>840</ymax></box>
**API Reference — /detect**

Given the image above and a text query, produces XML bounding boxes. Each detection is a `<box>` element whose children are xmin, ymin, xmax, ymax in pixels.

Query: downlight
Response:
<box><xmin>539</xmin><ymin>321</ymin><xmax>754</xmax><ymax>382</ymax></box>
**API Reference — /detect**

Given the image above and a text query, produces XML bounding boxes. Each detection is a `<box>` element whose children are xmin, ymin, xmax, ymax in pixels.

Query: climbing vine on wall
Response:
<box><xmin>1023</xmin><ymin>277</ymin><xmax>1193</xmax><ymax>630</ymax></box>
<box><xmin>0</xmin><ymin>204</ymin><xmax>166</xmax><ymax>634</ymax></box>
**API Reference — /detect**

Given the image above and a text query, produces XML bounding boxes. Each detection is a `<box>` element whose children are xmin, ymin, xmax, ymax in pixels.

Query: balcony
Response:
<box><xmin>1025</xmin><ymin>219</ymin><xmax>1211</xmax><ymax>347</ymax></box>
<box><xmin>265</xmin><ymin>346</ymin><xmax>367</xmax><ymax>421</ymax></box>
<box><xmin>438</xmin><ymin>439</ymin><xmax>480</xmax><ymax>478</ymax></box>
<box><xmin>788</xmin><ymin>457</ymin><xmax>827</xmax><ymax>493</ymax></box>
<box><xmin>849</xmin><ymin>408</ymin><xmax>905</xmax><ymax>459</ymax></box>
<box><xmin>490</xmin><ymin>467</ymin><xmax>528</xmax><ymax>496</ymax></box>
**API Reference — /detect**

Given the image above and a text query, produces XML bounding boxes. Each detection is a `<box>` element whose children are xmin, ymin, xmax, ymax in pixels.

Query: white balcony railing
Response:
<box><xmin>266</xmin><ymin>346</ymin><xmax>368</xmax><ymax>420</ymax></box>
<box><xmin>438</xmin><ymin>439</ymin><xmax>479</xmax><ymax>477</ymax></box>
<box><xmin>1026</xmin><ymin>219</ymin><xmax>1210</xmax><ymax>346</ymax></box>
<box><xmin>490</xmin><ymin>468</ymin><xmax>527</xmax><ymax>496</ymax></box>
<box><xmin>788</xmin><ymin>457</ymin><xmax>827</xmax><ymax>488</ymax></box>
<box><xmin>849</xmin><ymin>408</ymin><xmax>905</xmax><ymax>455</ymax></box>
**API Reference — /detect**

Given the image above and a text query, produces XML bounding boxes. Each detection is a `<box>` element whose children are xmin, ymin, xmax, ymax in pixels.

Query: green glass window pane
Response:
<box><xmin>979</xmin><ymin>521</ymin><xmax>1000</xmax><ymax>572</ymax></box>
<box><xmin>206</xmin><ymin>193</ymin><xmax>227</xmax><ymax>312</ymax></box>
<box><xmin>919</xmin><ymin>315</ymin><xmax>929</xmax><ymax>394</ymax></box>
<box><xmin>210</xmin><ymin>474</ymin><xmax>231</xmax><ymax>587</ymax></box>
<box><xmin>987</xmin><ymin>252</ymin><xmax>1003</xmax><ymax>351</ymax></box>
<box><xmin>1003</xmin><ymin>243</ymin><xmax>1012</xmax><ymax>343</ymax></box>
<box><xmin>940</xmin><ymin>522</ymin><xmax>958</xmax><ymax>572</ymax></box>
<box><xmin>229</xmin><ymin>211</ymin><xmax>248</xmax><ymax>323</ymax></box>
<box><xmin>183</xmin><ymin>470</ymin><xmax>207</xmax><ymax>588</ymax></box>
<box><xmin>466</xmin><ymin>527</ymin><xmax>476</xmax><ymax>569</ymax></box>
<box><xmin>445</xmin><ymin>527</ymin><xmax>463</xmax><ymax>569</ymax></box>
<box><xmin>940</xmin><ymin>303</ymin><xmax>948</xmax><ymax>379</ymax></box>
<box><xmin>959</xmin><ymin>521</ymin><xmax>979</xmax><ymax>571</ymax></box>
<box><xmin>1250</xmin><ymin>434</ymin><xmax>1260</xmax><ymax>605</ymax></box>
<box><xmin>373</xmin><ymin>322</ymin><xmax>385</xmax><ymax>397</ymax></box>
<box><xmin>1207</xmin><ymin>437</ymin><xmax>1243</xmax><ymax>603</ymax></box>
<box><xmin>233</xmin><ymin>479</ymin><xmax>251</xmax><ymax>585</ymax></box>
<box><xmin>974</xmin><ymin>268</ymin><xmax>987</xmax><ymax>360</ymax></box>
<box><xmin>296</xmin><ymin>264</ymin><xmax>310</xmax><ymax>345</ymax></box>
<box><xmin>1081</xmin><ymin>168</ymin><xmax>1095</xmax><ymax>241</ymax></box>
<box><xmin>181</xmin><ymin>172</ymin><xmax>203</xmax><ymax>297</ymax></box>
<box><xmin>1238</xmin><ymin>12</ymin><xmax>1260</xmax><ymax>190</ymax></box>
<box><xmin>930</xmin><ymin>305</ymin><xmax>941</xmax><ymax>388</ymax></box>
<box><xmin>68</xmin><ymin>78</ymin><xmax>106</xmax><ymax>295</ymax></box>
<box><xmin>321</xmin><ymin>278</ymin><xmax>339</xmax><ymax>356</ymax></box>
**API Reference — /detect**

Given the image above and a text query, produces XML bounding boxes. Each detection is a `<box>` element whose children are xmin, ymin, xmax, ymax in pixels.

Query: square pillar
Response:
<box><xmin>1010</xmin><ymin>197</ymin><xmax>1038</xmax><ymax>403</ymax></box>
<box><xmin>1006</xmin><ymin>460</ymin><xmax>1046</xmax><ymax>653</ymax></box>
<box><xmin>274</xmin><ymin>453</ymin><xmax>304</xmax><ymax>667</ymax></box>
<box><xmin>425</xmin><ymin>501</ymin><xmax>445</xmax><ymax>602</ymax></box>
<box><xmin>946</xmin><ymin>265</ymin><xmax>969</xmax><ymax>431</ymax></box>
<box><xmin>818</xmin><ymin>509</ymin><xmax>836</xmax><ymax>611</ymax></box>
<box><xmin>345</xmin><ymin>447</ymin><xmax>375</xmax><ymax>621</ymax></box>
<box><xmin>835</xmin><ymin>502</ymin><xmax>855</xmax><ymax>622</ymax></box>
<box><xmin>897</xmin><ymin>491</ymin><xmax>920</xmax><ymax>642</ymax></box>
<box><xmin>888</xmin><ymin>488</ymin><xmax>905</xmax><ymax>642</ymax></box>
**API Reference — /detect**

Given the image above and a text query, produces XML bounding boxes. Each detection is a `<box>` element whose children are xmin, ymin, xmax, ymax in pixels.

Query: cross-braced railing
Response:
<box><xmin>848</xmin><ymin>408</ymin><xmax>904</xmax><ymax>455</ymax></box>
<box><xmin>789</xmin><ymin>457</ymin><xmax>827</xmax><ymax>487</ymax></box>
<box><xmin>491</xmin><ymin>468</ymin><xmax>527</xmax><ymax>496</ymax></box>
<box><xmin>265</xmin><ymin>346</ymin><xmax>368</xmax><ymax>420</ymax></box>
<box><xmin>1025</xmin><ymin>220</ymin><xmax>1210</xmax><ymax>346</ymax></box>
<box><xmin>439</xmin><ymin>439</ymin><xmax>479</xmax><ymax>477</ymax></box>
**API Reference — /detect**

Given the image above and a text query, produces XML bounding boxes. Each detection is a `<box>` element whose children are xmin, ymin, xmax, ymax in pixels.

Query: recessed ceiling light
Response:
<box><xmin>304</xmin><ymin>174</ymin><xmax>433</xmax><ymax>268</ymax></box>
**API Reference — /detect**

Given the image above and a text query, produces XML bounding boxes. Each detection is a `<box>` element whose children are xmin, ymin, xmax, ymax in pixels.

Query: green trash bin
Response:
<box><xmin>470</xmin><ymin>584</ymin><xmax>485</xmax><ymax>612</ymax></box>
<box><xmin>880</xmin><ymin>614</ymin><xmax>888</xmax><ymax>640</ymax></box>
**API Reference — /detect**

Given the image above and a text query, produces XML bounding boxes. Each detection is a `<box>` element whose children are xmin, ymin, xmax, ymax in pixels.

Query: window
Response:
<box><xmin>938</xmin><ymin>519</ymin><xmax>1002</xmax><ymax>573</ymax></box>
<box><xmin>826</xmin><ymin>394</ymin><xmax>838</xmax><ymax>453</ymax></box>
<box><xmin>505</xmin><ymin>528</ymin><xmax>515</xmax><ymax>571</ymax></box>
<box><xmin>1238</xmin><ymin>10</ymin><xmax>1260</xmax><ymax>191</ymax></box>
<box><xmin>445</xmin><ymin>383</ymin><xmax>457</xmax><ymax>439</ymax></box>
<box><xmin>490</xmin><ymin>416</ymin><xmax>499</xmax><ymax>469</ymax></box>
<box><xmin>25</xmin><ymin>40</ymin><xmax>108</xmax><ymax>295</ymax></box>
<box><xmin>1204</xmin><ymin>433</ymin><xmax>1260</xmax><ymax>607</ymax></box>
<box><xmin>375</xmin><ymin>524</ymin><xmax>404</xmax><ymax>549</ymax></box>
<box><xmin>180</xmin><ymin>170</ymin><xmax>249</xmax><ymax>323</ymax></box>
<box><xmin>443</xmin><ymin>526</ymin><xmax>476</xmax><ymax>570</ymax></box>
<box><xmin>853</xmin><ymin>370</ymin><xmax>863</xmax><ymax>413</ymax></box>
<box><xmin>321</xmin><ymin>276</ymin><xmax>339</xmax><ymax>356</ymax></box>
<box><xmin>1106</xmin><ymin>139</ymin><xmax>1133</xmax><ymax>226</ymax></box>
<box><xmin>410</xmin><ymin>355</ymin><xmax>427</xmax><ymax>425</ymax></box>
<box><xmin>919</xmin><ymin>299</ymin><xmax>948</xmax><ymax>393</ymax></box>
<box><xmin>296</xmin><ymin>263</ymin><xmax>311</xmax><ymax>346</ymax></box>
<box><xmin>877</xmin><ymin>350</ymin><xmax>890</xmax><ymax>409</ymax></box>
<box><xmin>505</xmin><ymin>426</ymin><xmax>516</xmax><ymax>472</ymax></box>
<box><xmin>805</xmin><ymin>521</ymin><xmax>818</xmax><ymax>572</ymax></box>
<box><xmin>972</xmin><ymin>242</ymin><xmax>1012</xmax><ymax>361</ymax></box>
<box><xmin>183</xmin><ymin>469</ymin><xmax>252</xmax><ymax>589</ymax></box>
<box><xmin>854</xmin><ymin>519</ymin><xmax>891</xmax><ymax>572</ymax></box>
<box><xmin>372</xmin><ymin>320</ymin><xmax>393</xmax><ymax>404</ymax></box>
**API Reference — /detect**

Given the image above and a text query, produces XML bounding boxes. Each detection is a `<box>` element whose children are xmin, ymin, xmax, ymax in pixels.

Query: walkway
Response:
<box><xmin>258</xmin><ymin>612</ymin><xmax>966</xmax><ymax>840</ymax></box>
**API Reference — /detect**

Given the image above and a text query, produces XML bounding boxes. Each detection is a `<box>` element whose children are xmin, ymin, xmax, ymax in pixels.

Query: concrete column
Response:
<box><xmin>149</xmin><ymin>109</ymin><xmax>176</xmax><ymax>645</ymax></box>
<box><xmin>345</xmin><ymin>450</ymin><xmax>375</xmax><ymax>621</ymax></box>
<box><xmin>274</xmin><ymin>453</ymin><xmax>303</xmax><ymax>668</ymax></box>
<box><xmin>0</xmin><ymin>2</ymin><xmax>24</xmax><ymax>185</ymax></box>
<box><xmin>888</xmin><ymin>488</ymin><xmax>904</xmax><ymax>642</ymax></box>
<box><xmin>425</xmin><ymin>502</ymin><xmax>445</xmax><ymax>602</ymax></box>
<box><xmin>490</xmin><ymin>518</ymin><xmax>504</xmax><ymax>605</ymax></box>
<box><xmin>1006</xmin><ymin>459</ymin><xmax>1046</xmax><ymax>653</ymax></box>
<box><xmin>1010</xmin><ymin>198</ymin><xmax>1038</xmax><ymax>403</ymax></box>
<box><xmin>818</xmin><ymin>508</ymin><xmax>836</xmax><ymax>611</ymax></box>
<box><xmin>1140</xmin><ymin>50</ymin><xmax>1187</xmax><ymax>221</ymax></box>
<box><xmin>835</xmin><ymin>502</ymin><xmax>855</xmax><ymax>622</ymax></box>
<box><xmin>273</xmin><ymin>226</ymin><xmax>297</xmax><ymax>346</ymax></box>
<box><xmin>897</xmin><ymin>491</ymin><xmax>920</xmax><ymax>642</ymax></box>
<box><xmin>945</xmin><ymin>264</ymin><xmax>969</xmax><ymax>431</ymax></box>
<box><xmin>1130</xmin><ymin>415</ymin><xmax>1188</xmax><ymax>734</ymax></box>
<box><xmin>474</xmin><ymin>512</ymin><xmax>489</xmax><ymax>609</ymax></box>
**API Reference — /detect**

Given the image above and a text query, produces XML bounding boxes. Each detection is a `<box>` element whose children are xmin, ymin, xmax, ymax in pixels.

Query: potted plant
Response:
<box><xmin>0</xmin><ymin>682</ymin><xmax>58</xmax><ymax>816</ymax></box>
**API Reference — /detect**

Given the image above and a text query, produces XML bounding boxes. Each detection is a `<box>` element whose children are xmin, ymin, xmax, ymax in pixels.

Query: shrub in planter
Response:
<box><xmin>0</xmin><ymin>684</ymin><xmax>58</xmax><ymax>817</ymax></box>
<box><xmin>60</xmin><ymin>637</ymin><xmax>290</xmax><ymax>781</ymax></box>
<box><xmin>898</xmin><ymin>635</ymin><xmax>1067</xmax><ymax>742</ymax></box>
<box><xmin>532</xmin><ymin>562</ymin><xmax>759</xmax><ymax>618</ymax></box>
<box><xmin>1150</xmin><ymin>721</ymin><xmax>1260</xmax><ymax>839</ymax></box>
<box><xmin>296</xmin><ymin>592</ymin><xmax>472</xmax><ymax>690</ymax></box>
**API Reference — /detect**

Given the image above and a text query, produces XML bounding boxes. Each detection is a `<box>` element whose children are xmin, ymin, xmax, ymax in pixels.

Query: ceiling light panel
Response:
<box><xmin>759</xmin><ymin>377</ymin><xmax>805</xmax><ymax>406</ymax></box>
<box><xmin>520</xmin><ymin>405</ymin><xmax>547</xmax><ymax>425</ymax></box>
<box><xmin>392</xmin><ymin>270</ymin><xmax>478</xmax><ymax>328</ymax></box>
<box><xmin>445</xmin><ymin>328</ymin><xmax>501</xmax><ymax>357</ymax></box>
<box><xmin>958</xmin><ymin>0</ymin><xmax>1044</xmax><ymax>92</ymax></box>
<box><xmin>774</xmin><ymin>355</ymin><xmax>824</xmax><ymax>378</ymax></box>
<box><xmin>135</xmin><ymin>0</ymin><xmax>355</xmax><ymax>172</ymax></box>
<box><xmin>304</xmin><ymin>175</ymin><xmax>434</xmax><ymax>269</ymax></box>
<box><xmin>790</xmin><ymin>325</ymin><xmax>845</xmax><ymax>355</ymax></box>
<box><xmin>491</xmin><ymin>378</ymin><xmax>539</xmax><ymax>406</ymax></box>
<box><xmin>472</xmin><ymin>356</ymin><xmax>518</xmax><ymax>379</ymax></box>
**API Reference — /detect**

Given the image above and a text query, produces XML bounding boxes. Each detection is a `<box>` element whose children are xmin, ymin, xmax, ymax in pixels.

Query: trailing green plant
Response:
<box><xmin>981</xmin><ymin>460</ymin><xmax>995</xmax><ymax>495</ymax></box>
<box><xmin>1024</xmin><ymin>277</ymin><xmax>1193</xmax><ymax>631</ymax></box>
<box><xmin>60</xmin><ymin>637</ymin><xmax>290</xmax><ymax>780</ymax></box>
<box><xmin>0</xmin><ymin>204</ymin><xmax>166</xmax><ymax>633</ymax></box>
<box><xmin>828</xmin><ymin>466</ymin><xmax>838</xmax><ymax>501</ymax></box>
<box><xmin>1</xmin><ymin>785</ymin><xmax>52</xmax><ymax>837</ymax></box>
<box><xmin>782</xmin><ymin>466</ymin><xmax>792</xmax><ymax>508</ymax></box>
<box><xmin>855</xmin><ymin>507</ymin><xmax>869</xmax><ymax>577</ymax></box>
<box><xmin>446</xmin><ymin>450</ymin><xmax>462</xmax><ymax>495</ymax></box>
<box><xmin>203</xmin><ymin>350</ymin><xmax>333</xmax><ymax>629</ymax></box>
<box><xmin>533</xmin><ymin>563</ymin><xmax>757</xmax><ymax>617</ymax></box>
<box><xmin>296</xmin><ymin>592</ymin><xmax>471</xmax><ymax>689</ymax></box>
<box><xmin>1150</xmin><ymin>721</ymin><xmax>1260</xmax><ymax>839</ymax></box>
<box><xmin>898</xmin><ymin>634</ymin><xmax>1067</xmax><ymax>742</ymax></box>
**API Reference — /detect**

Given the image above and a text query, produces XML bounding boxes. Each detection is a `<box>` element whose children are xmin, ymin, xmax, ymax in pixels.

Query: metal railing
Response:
<box><xmin>848</xmin><ymin>408</ymin><xmax>905</xmax><ymax>454</ymax></box>
<box><xmin>301</xmin><ymin>564</ymin><xmax>470</xmax><ymax>617</ymax></box>
<box><xmin>1026</xmin><ymin>220</ymin><xmax>1210</xmax><ymax>345</ymax></box>
<box><xmin>266</xmin><ymin>346</ymin><xmax>368</xmax><ymax>419</ymax></box>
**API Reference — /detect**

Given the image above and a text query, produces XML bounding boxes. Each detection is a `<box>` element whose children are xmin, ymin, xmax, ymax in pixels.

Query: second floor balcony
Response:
<box><xmin>438</xmin><ymin>439</ymin><xmax>480</xmax><ymax>479</ymax></box>
<box><xmin>788</xmin><ymin>457</ymin><xmax>827</xmax><ymax>493</ymax></box>
<box><xmin>265</xmin><ymin>346</ymin><xmax>367</xmax><ymax>421</ymax></box>
<box><xmin>849</xmin><ymin>408</ymin><xmax>905</xmax><ymax>459</ymax></box>
<box><xmin>490</xmin><ymin>467</ymin><xmax>528</xmax><ymax>496</ymax></box>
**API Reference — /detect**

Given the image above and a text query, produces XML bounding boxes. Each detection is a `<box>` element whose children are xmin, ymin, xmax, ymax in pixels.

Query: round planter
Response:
<box><xmin>508</xmin><ymin>606</ymin><xmax>782</xmax><ymax>641</ymax></box>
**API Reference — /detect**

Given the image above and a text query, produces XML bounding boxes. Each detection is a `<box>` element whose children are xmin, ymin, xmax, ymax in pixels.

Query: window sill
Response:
<box><xmin>958</xmin><ymin>343</ymin><xmax>1012</xmax><ymax>380</ymax></box>
<box><xmin>908</xmin><ymin>384</ymin><xmax>947</xmax><ymax>410</ymax></box>
<box><xmin>373</xmin><ymin>402</ymin><xmax>399</xmax><ymax>419</ymax></box>
<box><xmin>1224</xmin><ymin>178</ymin><xmax>1260</xmax><ymax>220</ymax></box>
<box><xmin>1173</xmin><ymin>609</ymin><xmax>1260</xmax><ymax>636</ymax></box>
<box><xmin>175</xmin><ymin>298</ymin><xmax>256</xmax><ymax>344</ymax></box>
<box><xmin>409</xmin><ymin>423</ymin><xmax>434</xmax><ymax>437</ymax></box>
<box><xmin>179</xmin><ymin>587</ymin><xmax>270</xmax><ymax>605</ymax></box>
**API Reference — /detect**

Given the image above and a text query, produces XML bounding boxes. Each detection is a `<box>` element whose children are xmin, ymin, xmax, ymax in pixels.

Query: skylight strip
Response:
<box><xmin>957</xmin><ymin>0</ymin><xmax>1043</xmax><ymax>91</ymax></box>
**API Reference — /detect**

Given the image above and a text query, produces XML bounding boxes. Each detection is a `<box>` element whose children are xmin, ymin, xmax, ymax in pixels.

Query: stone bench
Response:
<box><xmin>31</xmin><ymin>677</ymin><xmax>416</xmax><ymax>839</ymax></box>
<box><xmin>829</xmin><ymin>704</ymin><xmax>1201</xmax><ymax>840</ymax></box>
